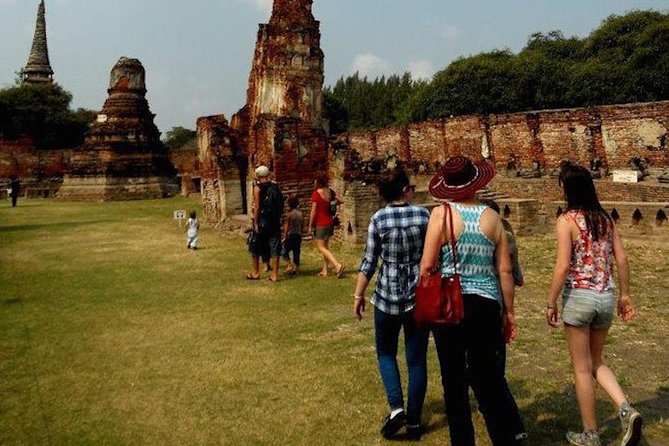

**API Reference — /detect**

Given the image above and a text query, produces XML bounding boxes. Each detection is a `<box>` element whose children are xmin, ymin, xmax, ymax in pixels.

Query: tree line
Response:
<box><xmin>325</xmin><ymin>10</ymin><xmax>669</xmax><ymax>134</ymax></box>
<box><xmin>0</xmin><ymin>83</ymin><xmax>95</xmax><ymax>149</ymax></box>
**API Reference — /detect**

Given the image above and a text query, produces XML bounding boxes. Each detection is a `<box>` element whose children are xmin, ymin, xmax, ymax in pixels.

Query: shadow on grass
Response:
<box><xmin>0</xmin><ymin>220</ymin><xmax>113</xmax><ymax>233</ymax></box>
<box><xmin>418</xmin><ymin>380</ymin><xmax>668</xmax><ymax>446</ymax></box>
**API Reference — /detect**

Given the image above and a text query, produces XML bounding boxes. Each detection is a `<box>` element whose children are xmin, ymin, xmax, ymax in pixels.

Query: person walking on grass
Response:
<box><xmin>482</xmin><ymin>198</ymin><xmax>527</xmax><ymax>444</ymax></box>
<box><xmin>547</xmin><ymin>162</ymin><xmax>642</xmax><ymax>446</ymax></box>
<box><xmin>420</xmin><ymin>156</ymin><xmax>522</xmax><ymax>446</ymax></box>
<box><xmin>185</xmin><ymin>210</ymin><xmax>200</xmax><ymax>250</ymax></box>
<box><xmin>247</xmin><ymin>165</ymin><xmax>284</xmax><ymax>282</ymax></box>
<box><xmin>308</xmin><ymin>171</ymin><xmax>345</xmax><ymax>278</ymax></box>
<box><xmin>9</xmin><ymin>176</ymin><xmax>20</xmax><ymax>208</ymax></box>
<box><xmin>282</xmin><ymin>195</ymin><xmax>303</xmax><ymax>275</ymax></box>
<box><xmin>353</xmin><ymin>168</ymin><xmax>430</xmax><ymax>440</ymax></box>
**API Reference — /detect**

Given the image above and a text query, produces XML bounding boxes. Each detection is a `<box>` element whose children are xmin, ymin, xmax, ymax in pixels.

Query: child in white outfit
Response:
<box><xmin>186</xmin><ymin>210</ymin><xmax>200</xmax><ymax>250</ymax></box>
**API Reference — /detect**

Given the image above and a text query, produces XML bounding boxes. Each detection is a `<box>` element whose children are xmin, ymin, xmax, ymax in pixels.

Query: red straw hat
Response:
<box><xmin>429</xmin><ymin>156</ymin><xmax>496</xmax><ymax>201</ymax></box>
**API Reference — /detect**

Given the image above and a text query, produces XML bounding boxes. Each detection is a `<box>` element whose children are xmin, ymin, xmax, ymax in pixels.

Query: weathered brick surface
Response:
<box><xmin>198</xmin><ymin>0</ymin><xmax>328</xmax><ymax>226</ymax></box>
<box><xmin>346</xmin><ymin>101</ymin><xmax>669</xmax><ymax>172</ymax></box>
<box><xmin>197</xmin><ymin>115</ymin><xmax>244</xmax><ymax>223</ymax></box>
<box><xmin>336</xmin><ymin>101</ymin><xmax>669</xmax><ymax>241</ymax></box>
<box><xmin>167</xmin><ymin>139</ymin><xmax>199</xmax><ymax>196</ymax></box>
<box><xmin>58</xmin><ymin>58</ymin><xmax>178</xmax><ymax>201</ymax></box>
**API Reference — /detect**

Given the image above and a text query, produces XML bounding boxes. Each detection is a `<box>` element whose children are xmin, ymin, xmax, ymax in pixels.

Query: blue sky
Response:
<box><xmin>0</xmin><ymin>0</ymin><xmax>666</xmax><ymax>134</ymax></box>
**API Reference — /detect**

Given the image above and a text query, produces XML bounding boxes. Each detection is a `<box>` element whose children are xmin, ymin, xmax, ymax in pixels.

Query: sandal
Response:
<box><xmin>337</xmin><ymin>264</ymin><xmax>347</xmax><ymax>279</ymax></box>
<box><xmin>246</xmin><ymin>273</ymin><xmax>260</xmax><ymax>280</ymax></box>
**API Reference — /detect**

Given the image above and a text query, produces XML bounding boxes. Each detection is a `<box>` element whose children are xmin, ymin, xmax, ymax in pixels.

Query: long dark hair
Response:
<box><xmin>558</xmin><ymin>161</ymin><xmax>611</xmax><ymax>241</ymax></box>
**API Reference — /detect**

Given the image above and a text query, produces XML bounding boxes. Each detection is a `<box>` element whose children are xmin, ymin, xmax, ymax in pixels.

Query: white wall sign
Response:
<box><xmin>612</xmin><ymin>170</ymin><xmax>638</xmax><ymax>183</ymax></box>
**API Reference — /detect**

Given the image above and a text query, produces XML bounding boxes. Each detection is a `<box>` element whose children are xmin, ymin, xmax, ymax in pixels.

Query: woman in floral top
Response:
<box><xmin>547</xmin><ymin>162</ymin><xmax>642</xmax><ymax>446</ymax></box>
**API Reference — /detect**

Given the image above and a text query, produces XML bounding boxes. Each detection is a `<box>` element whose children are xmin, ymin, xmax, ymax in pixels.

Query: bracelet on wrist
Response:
<box><xmin>546</xmin><ymin>303</ymin><xmax>557</xmax><ymax>309</ymax></box>
<box><xmin>354</xmin><ymin>295</ymin><xmax>364</xmax><ymax>301</ymax></box>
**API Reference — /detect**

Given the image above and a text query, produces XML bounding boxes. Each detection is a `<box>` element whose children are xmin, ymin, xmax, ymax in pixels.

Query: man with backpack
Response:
<box><xmin>247</xmin><ymin>165</ymin><xmax>284</xmax><ymax>282</ymax></box>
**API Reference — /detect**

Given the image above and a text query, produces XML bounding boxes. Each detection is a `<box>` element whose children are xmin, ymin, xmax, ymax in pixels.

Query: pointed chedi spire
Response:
<box><xmin>22</xmin><ymin>0</ymin><xmax>54</xmax><ymax>84</ymax></box>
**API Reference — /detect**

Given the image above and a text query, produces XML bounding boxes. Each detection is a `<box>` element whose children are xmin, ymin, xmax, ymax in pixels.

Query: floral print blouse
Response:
<box><xmin>564</xmin><ymin>210</ymin><xmax>614</xmax><ymax>292</ymax></box>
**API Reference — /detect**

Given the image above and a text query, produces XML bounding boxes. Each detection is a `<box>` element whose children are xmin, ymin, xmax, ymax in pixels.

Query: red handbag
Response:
<box><xmin>414</xmin><ymin>203</ymin><xmax>464</xmax><ymax>325</ymax></box>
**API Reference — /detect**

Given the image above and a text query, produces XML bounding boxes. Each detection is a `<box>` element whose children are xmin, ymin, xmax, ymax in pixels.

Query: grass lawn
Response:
<box><xmin>1</xmin><ymin>197</ymin><xmax>668</xmax><ymax>446</ymax></box>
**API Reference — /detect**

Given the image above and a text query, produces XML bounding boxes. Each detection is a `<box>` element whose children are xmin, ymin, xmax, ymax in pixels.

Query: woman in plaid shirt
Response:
<box><xmin>353</xmin><ymin>168</ymin><xmax>430</xmax><ymax>440</ymax></box>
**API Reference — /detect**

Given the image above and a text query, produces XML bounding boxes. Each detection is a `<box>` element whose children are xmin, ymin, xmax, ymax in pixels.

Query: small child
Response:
<box><xmin>186</xmin><ymin>210</ymin><xmax>200</xmax><ymax>250</ymax></box>
<box><xmin>282</xmin><ymin>195</ymin><xmax>303</xmax><ymax>275</ymax></box>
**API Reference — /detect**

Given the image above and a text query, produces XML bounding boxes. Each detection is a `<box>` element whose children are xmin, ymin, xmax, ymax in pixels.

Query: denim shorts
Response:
<box><xmin>562</xmin><ymin>288</ymin><xmax>614</xmax><ymax>329</ymax></box>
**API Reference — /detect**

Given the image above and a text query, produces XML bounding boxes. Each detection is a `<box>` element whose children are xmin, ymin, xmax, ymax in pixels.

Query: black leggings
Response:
<box><xmin>432</xmin><ymin>294</ymin><xmax>521</xmax><ymax>446</ymax></box>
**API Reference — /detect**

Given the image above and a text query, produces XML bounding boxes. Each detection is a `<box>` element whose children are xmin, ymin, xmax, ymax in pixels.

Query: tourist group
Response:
<box><xmin>196</xmin><ymin>156</ymin><xmax>642</xmax><ymax>446</ymax></box>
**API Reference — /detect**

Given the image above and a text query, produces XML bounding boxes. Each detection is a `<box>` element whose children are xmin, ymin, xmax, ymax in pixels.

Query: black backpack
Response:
<box><xmin>328</xmin><ymin>188</ymin><xmax>338</xmax><ymax>217</ymax></box>
<box><xmin>328</xmin><ymin>188</ymin><xmax>341</xmax><ymax>227</ymax></box>
<box><xmin>259</xmin><ymin>182</ymin><xmax>284</xmax><ymax>232</ymax></box>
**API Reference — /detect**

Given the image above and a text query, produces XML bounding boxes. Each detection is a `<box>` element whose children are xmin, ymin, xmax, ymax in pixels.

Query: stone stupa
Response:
<box><xmin>22</xmin><ymin>0</ymin><xmax>54</xmax><ymax>84</ymax></box>
<box><xmin>58</xmin><ymin>57</ymin><xmax>178</xmax><ymax>201</ymax></box>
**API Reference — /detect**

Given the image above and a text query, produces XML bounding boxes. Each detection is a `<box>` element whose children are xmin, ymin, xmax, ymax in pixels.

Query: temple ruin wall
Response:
<box><xmin>332</xmin><ymin>101</ymin><xmax>669</xmax><ymax>243</ymax></box>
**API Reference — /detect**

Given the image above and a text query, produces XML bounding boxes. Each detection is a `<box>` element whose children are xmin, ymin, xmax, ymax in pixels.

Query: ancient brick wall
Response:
<box><xmin>488</xmin><ymin>177</ymin><xmax>669</xmax><ymax>204</ymax></box>
<box><xmin>1</xmin><ymin>136</ymin><xmax>68</xmax><ymax>195</ymax></box>
<box><xmin>334</xmin><ymin>100</ymin><xmax>669</xmax><ymax>243</ymax></box>
<box><xmin>197</xmin><ymin>115</ymin><xmax>239</xmax><ymax>224</ymax></box>
<box><xmin>345</xmin><ymin>101</ymin><xmax>669</xmax><ymax>173</ymax></box>
<box><xmin>168</xmin><ymin>140</ymin><xmax>199</xmax><ymax>196</ymax></box>
<box><xmin>339</xmin><ymin>181</ymin><xmax>384</xmax><ymax>244</ymax></box>
<box><xmin>600</xmin><ymin>104</ymin><xmax>669</xmax><ymax>168</ymax></box>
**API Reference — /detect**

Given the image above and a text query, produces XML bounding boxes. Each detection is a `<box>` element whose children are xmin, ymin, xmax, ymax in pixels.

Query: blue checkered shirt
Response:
<box><xmin>359</xmin><ymin>203</ymin><xmax>430</xmax><ymax>315</ymax></box>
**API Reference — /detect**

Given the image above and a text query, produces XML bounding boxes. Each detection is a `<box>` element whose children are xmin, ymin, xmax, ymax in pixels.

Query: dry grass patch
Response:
<box><xmin>1</xmin><ymin>199</ymin><xmax>668</xmax><ymax>445</ymax></box>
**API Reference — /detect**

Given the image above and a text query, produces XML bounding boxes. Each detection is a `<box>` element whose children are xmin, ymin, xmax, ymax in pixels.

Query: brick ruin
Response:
<box><xmin>3</xmin><ymin>0</ymin><xmax>667</xmax><ymax>240</ymax></box>
<box><xmin>3</xmin><ymin>2</ymin><xmax>178</xmax><ymax>201</ymax></box>
<box><xmin>198</xmin><ymin>0</ymin><xmax>668</xmax><ymax>242</ymax></box>
<box><xmin>332</xmin><ymin>101</ymin><xmax>669</xmax><ymax>243</ymax></box>
<box><xmin>197</xmin><ymin>0</ymin><xmax>327</xmax><ymax>224</ymax></box>
<box><xmin>57</xmin><ymin>57</ymin><xmax>178</xmax><ymax>201</ymax></box>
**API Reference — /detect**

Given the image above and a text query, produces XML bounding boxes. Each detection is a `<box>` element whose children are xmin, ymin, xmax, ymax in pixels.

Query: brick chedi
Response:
<box><xmin>58</xmin><ymin>57</ymin><xmax>178</xmax><ymax>201</ymax></box>
<box><xmin>22</xmin><ymin>0</ymin><xmax>54</xmax><ymax>84</ymax></box>
<box><xmin>198</xmin><ymin>0</ymin><xmax>328</xmax><ymax>224</ymax></box>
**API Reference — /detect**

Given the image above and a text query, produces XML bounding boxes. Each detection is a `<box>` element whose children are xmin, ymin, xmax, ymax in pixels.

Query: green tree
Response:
<box><xmin>164</xmin><ymin>126</ymin><xmax>196</xmax><ymax>149</ymax></box>
<box><xmin>400</xmin><ymin>9</ymin><xmax>669</xmax><ymax>122</ymax></box>
<box><xmin>0</xmin><ymin>83</ymin><xmax>95</xmax><ymax>148</ymax></box>
<box><xmin>411</xmin><ymin>50</ymin><xmax>520</xmax><ymax>120</ymax></box>
<box><xmin>324</xmin><ymin>72</ymin><xmax>424</xmax><ymax>133</ymax></box>
<box><xmin>322</xmin><ymin>90</ymin><xmax>348</xmax><ymax>135</ymax></box>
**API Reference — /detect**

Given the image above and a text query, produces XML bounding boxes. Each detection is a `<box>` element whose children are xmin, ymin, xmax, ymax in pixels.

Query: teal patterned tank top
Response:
<box><xmin>439</xmin><ymin>203</ymin><xmax>501</xmax><ymax>305</ymax></box>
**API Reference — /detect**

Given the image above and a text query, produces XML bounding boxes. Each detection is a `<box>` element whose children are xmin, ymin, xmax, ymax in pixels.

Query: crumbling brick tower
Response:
<box><xmin>198</xmin><ymin>0</ymin><xmax>328</xmax><ymax>224</ymax></box>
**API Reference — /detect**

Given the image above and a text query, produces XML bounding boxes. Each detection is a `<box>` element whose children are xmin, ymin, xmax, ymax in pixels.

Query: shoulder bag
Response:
<box><xmin>414</xmin><ymin>203</ymin><xmax>464</xmax><ymax>326</ymax></box>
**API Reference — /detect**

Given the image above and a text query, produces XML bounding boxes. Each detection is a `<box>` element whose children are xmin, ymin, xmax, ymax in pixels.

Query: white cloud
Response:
<box><xmin>440</xmin><ymin>24</ymin><xmax>461</xmax><ymax>42</ymax></box>
<box><xmin>350</xmin><ymin>53</ymin><xmax>392</xmax><ymax>79</ymax></box>
<box><xmin>234</xmin><ymin>0</ymin><xmax>272</xmax><ymax>15</ymax></box>
<box><xmin>407</xmin><ymin>60</ymin><xmax>435</xmax><ymax>81</ymax></box>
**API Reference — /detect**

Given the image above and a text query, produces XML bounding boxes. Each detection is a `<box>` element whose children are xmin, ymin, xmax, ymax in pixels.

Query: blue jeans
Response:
<box><xmin>374</xmin><ymin>306</ymin><xmax>429</xmax><ymax>426</ymax></box>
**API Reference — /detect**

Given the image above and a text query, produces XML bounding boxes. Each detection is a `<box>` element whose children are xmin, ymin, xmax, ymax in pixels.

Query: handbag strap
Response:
<box><xmin>442</xmin><ymin>203</ymin><xmax>458</xmax><ymax>274</ymax></box>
